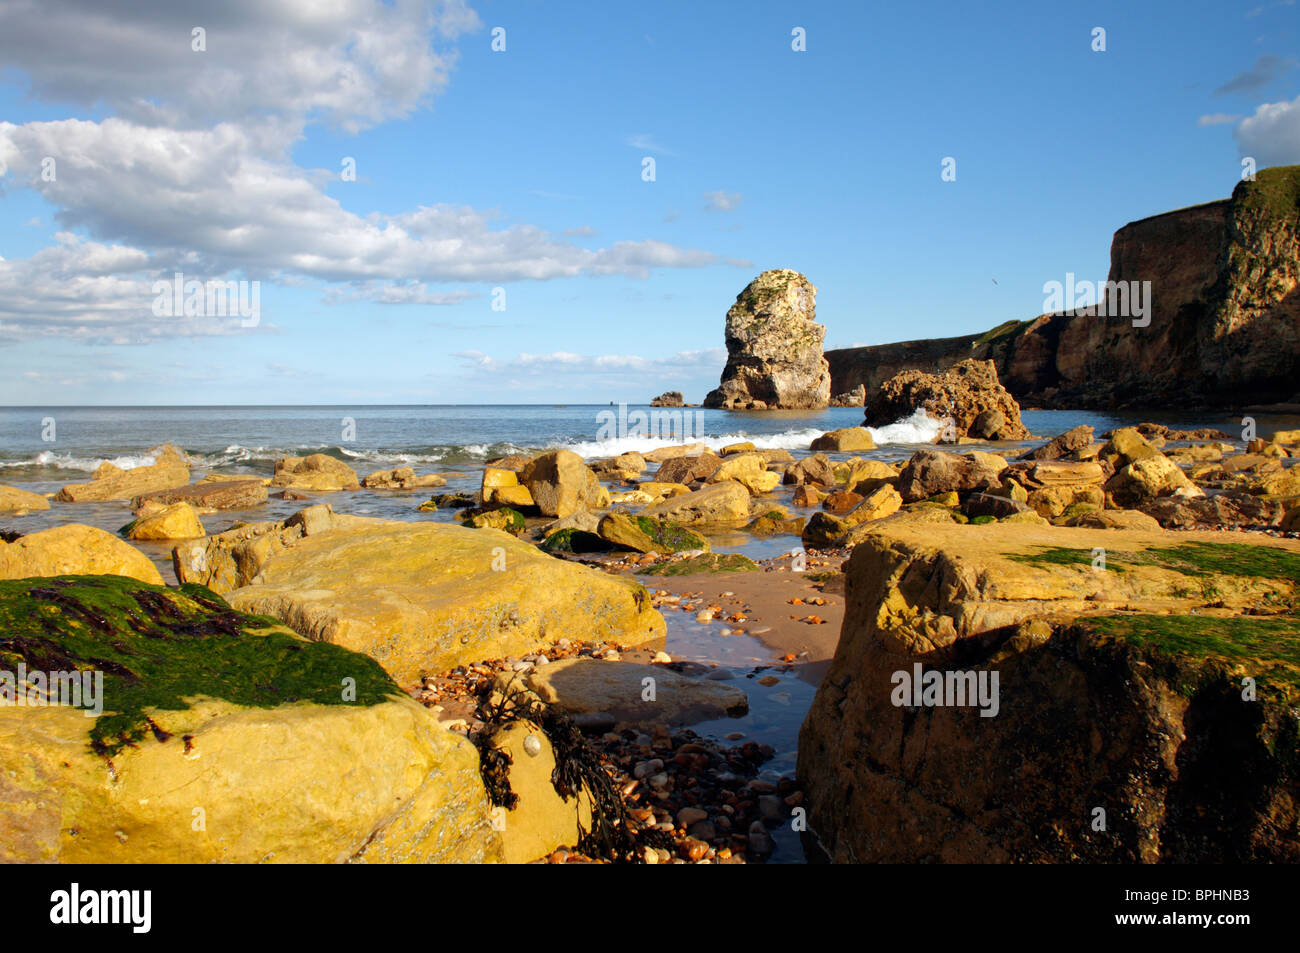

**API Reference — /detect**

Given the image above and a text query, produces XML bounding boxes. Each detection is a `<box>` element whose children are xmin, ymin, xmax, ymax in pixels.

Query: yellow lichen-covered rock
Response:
<box><xmin>0</xmin><ymin>575</ymin><xmax>502</xmax><ymax>864</ymax></box>
<box><xmin>810</xmin><ymin>427</ymin><xmax>876</xmax><ymax>453</ymax></box>
<box><xmin>639</xmin><ymin>480</ymin><xmax>751</xmax><ymax>526</ymax></box>
<box><xmin>223</xmin><ymin>516</ymin><xmax>665</xmax><ymax>684</ymax></box>
<box><xmin>55</xmin><ymin>445</ymin><xmax>190</xmax><ymax>502</ymax></box>
<box><xmin>488</xmin><ymin>484</ymin><xmax>536</xmax><ymax>508</ymax></box>
<box><xmin>486</xmin><ymin>721</ymin><xmax>593</xmax><ymax>864</ymax></box>
<box><xmin>519</xmin><ymin>450</ymin><xmax>602</xmax><ymax>518</ymax></box>
<box><xmin>270</xmin><ymin>454</ymin><xmax>360</xmax><ymax>492</ymax></box>
<box><xmin>0</xmin><ymin>485</ymin><xmax>50</xmax><ymax>514</ymax></box>
<box><xmin>0</xmin><ymin>524</ymin><xmax>162</xmax><ymax>585</ymax></box>
<box><xmin>123</xmin><ymin>502</ymin><xmax>206</xmax><ymax>541</ymax></box>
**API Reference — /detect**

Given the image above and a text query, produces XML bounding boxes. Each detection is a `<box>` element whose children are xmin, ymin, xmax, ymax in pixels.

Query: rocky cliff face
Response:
<box><xmin>798</xmin><ymin>520</ymin><xmax>1300</xmax><ymax>862</ymax></box>
<box><xmin>704</xmin><ymin>269</ymin><xmax>831</xmax><ymax>410</ymax></box>
<box><xmin>826</xmin><ymin>165</ymin><xmax>1300</xmax><ymax>410</ymax></box>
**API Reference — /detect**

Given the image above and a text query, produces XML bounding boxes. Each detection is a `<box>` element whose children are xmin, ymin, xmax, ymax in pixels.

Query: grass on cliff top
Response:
<box><xmin>1083</xmin><ymin>613</ymin><xmax>1300</xmax><ymax>696</ymax></box>
<box><xmin>642</xmin><ymin>553</ymin><xmax>759</xmax><ymax>576</ymax></box>
<box><xmin>971</xmin><ymin>318</ymin><xmax>1033</xmax><ymax>348</ymax></box>
<box><xmin>1232</xmin><ymin>164</ymin><xmax>1300</xmax><ymax>222</ymax></box>
<box><xmin>0</xmin><ymin>574</ymin><xmax>400</xmax><ymax>757</ymax></box>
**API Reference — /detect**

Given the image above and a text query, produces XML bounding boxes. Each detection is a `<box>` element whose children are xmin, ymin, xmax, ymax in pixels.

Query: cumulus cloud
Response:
<box><xmin>0</xmin><ymin>0</ymin><xmax>727</xmax><ymax>342</ymax></box>
<box><xmin>1234</xmin><ymin>95</ymin><xmax>1300</xmax><ymax>167</ymax></box>
<box><xmin>0</xmin><ymin>0</ymin><xmax>480</xmax><ymax>132</ymax></box>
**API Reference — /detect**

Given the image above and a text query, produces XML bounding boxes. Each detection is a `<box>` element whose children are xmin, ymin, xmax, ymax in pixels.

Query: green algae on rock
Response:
<box><xmin>0</xmin><ymin>574</ymin><xmax>399</xmax><ymax>757</ymax></box>
<box><xmin>642</xmin><ymin>553</ymin><xmax>759</xmax><ymax>576</ymax></box>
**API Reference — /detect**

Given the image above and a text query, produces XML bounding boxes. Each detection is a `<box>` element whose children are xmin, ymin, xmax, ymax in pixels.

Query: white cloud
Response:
<box><xmin>1198</xmin><ymin>113</ymin><xmax>1241</xmax><ymax>126</ymax></box>
<box><xmin>0</xmin><ymin>0</ymin><xmax>480</xmax><ymax>133</ymax></box>
<box><xmin>704</xmin><ymin>190</ymin><xmax>743</xmax><ymax>213</ymax></box>
<box><xmin>1234</xmin><ymin>95</ymin><xmax>1300</xmax><ymax>166</ymax></box>
<box><xmin>0</xmin><ymin>1</ymin><xmax>728</xmax><ymax>342</ymax></box>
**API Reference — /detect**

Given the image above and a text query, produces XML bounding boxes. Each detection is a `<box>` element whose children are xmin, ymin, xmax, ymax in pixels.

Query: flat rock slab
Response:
<box><xmin>133</xmin><ymin>479</ymin><xmax>267</xmax><ymax>512</ymax></box>
<box><xmin>520</xmin><ymin>658</ymin><xmax>748</xmax><ymax>726</ymax></box>
<box><xmin>225</xmin><ymin>518</ymin><xmax>665</xmax><ymax>684</ymax></box>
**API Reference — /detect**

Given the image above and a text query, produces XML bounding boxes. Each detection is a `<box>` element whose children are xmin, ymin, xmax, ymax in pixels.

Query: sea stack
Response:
<box><xmin>704</xmin><ymin>269</ymin><xmax>831</xmax><ymax>410</ymax></box>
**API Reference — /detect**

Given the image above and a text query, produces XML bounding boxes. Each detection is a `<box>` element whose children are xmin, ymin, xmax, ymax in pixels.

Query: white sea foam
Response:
<box><xmin>866</xmin><ymin>408</ymin><xmax>944</xmax><ymax>445</ymax></box>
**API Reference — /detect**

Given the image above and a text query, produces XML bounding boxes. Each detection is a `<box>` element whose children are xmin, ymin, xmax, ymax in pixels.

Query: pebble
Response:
<box><xmin>676</xmin><ymin>806</ymin><xmax>708</xmax><ymax>827</ymax></box>
<box><xmin>652</xmin><ymin>651</ymin><xmax>673</xmax><ymax>664</ymax></box>
<box><xmin>633</xmin><ymin>758</ymin><xmax>664</xmax><ymax>780</ymax></box>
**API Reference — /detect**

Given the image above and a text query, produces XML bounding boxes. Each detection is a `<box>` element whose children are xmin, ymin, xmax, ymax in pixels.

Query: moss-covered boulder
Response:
<box><xmin>596</xmin><ymin>513</ymin><xmax>709</xmax><ymax>554</ymax></box>
<box><xmin>642</xmin><ymin>553</ymin><xmax>759</xmax><ymax>576</ymax></box>
<box><xmin>0</xmin><ymin>575</ymin><xmax>503</xmax><ymax>863</ymax></box>
<box><xmin>799</xmin><ymin>521</ymin><xmax>1300</xmax><ymax>863</ymax></box>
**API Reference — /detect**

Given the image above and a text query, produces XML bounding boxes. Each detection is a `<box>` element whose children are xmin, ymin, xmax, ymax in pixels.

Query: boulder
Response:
<box><xmin>639</xmin><ymin>481</ymin><xmax>751</xmax><ymax>526</ymax></box>
<box><xmin>703</xmin><ymin>269</ymin><xmax>831</xmax><ymax>410</ymax></box>
<box><xmin>1063</xmin><ymin>509</ymin><xmax>1162</xmax><ymax>532</ymax></box>
<box><xmin>596</xmin><ymin>513</ymin><xmax>709</xmax><ymax>554</ymax></box>
<box><xmin>799</xmin><ymin>519</ymin><xmax>1300</xmax><ymax>862</ymax></box>
<box><xmin>55</xmin><ymin>445</ymin><xmax>190</xmax><ymax>502</ymax></box>
<box><xmin>361</xmin><ymin>467</ymin><xmax>447</xmax><ymax>490</ymax></box>
<box><xmin>214</xmin><ymin>514</ymin><xmax>664</xmax><ymax>685</ymax></box>
<box><xmin>1019</xmin><ymin>425</ymin><xmax>1095</xmax><ymax>461</ymax></box>
<box><xmin>0</xmin><ymin>575</ymin><xmax>501</xmax><ymax>863</ymax></box>
<box><xmin>894</xmin><ymin>450</ymin><xmax>1004</xmax><ymax>502</ymax></box>
<box><xmin>517</xmin><ymin>658</ymin><xmax>747</xmax><ymax>726</ymax></box>
<box><xmin>592</xmin><ymin>452</ymin><xmax>646</xmax><ymax>482</ymax></box>
<box><xmin>1105</xmin><ymin>455</ymin><xmax>1202</xmax><ymax>507</ymax></box>
<box><xmin>0</xmin><ymin>524</ymin><xmax>162</xmax><ymax>585</ymax></box>
<box><xmin>829</xmin><ymin>384</ymin><xmax>867</xmax><ymax>407</ymax></box>
<box><xmin>707</xmin><ymin>453</ymin><xmax>780</xmax><ymax>494</ymax></box>
<box><xmin>132</xmin><ymin>479</ymin><xmax>267</xmax><ymax>513</ymax></box>
<box><xmin>654</xmin><ymin>452</ymin><xmax>722</xmax><ymax>485</ymax></box>
<box><xmin>519</xmin><ymin>450</ymin><xmax>602</xmax><ymax>518</ymax></box>
<box><xmin>270</xmin><ymin>454</ymin><xmax>360</xmax><ymax>492</ymax></box>
<box><xmin>802</xmin><ymin>486</ymin><xmax>902</xmax><ymax>547</ymax></box>
<box><xmin>782</xmin><ymin>453</ymin><xmax>837</xmax><ymax>487</ymax></box>
<box><xmin>1140</xmin><ymin>492</ymin><xmax>1284</xmax><ymax>530</ymax></box>
<box><xmin>864</xmin><ymin>359</ymin><xmax>1030</xmax><ymax>440</ymax></box>
<box><xmin>1100</xmin><ymin>427</ymin><xmax>1163</xmax><ymax>468</ymax></box>
<box><xmin>649</xmin><ymin>391</ymin><xmax>685</xmax><ymax>407</ymax></box>
<box><xmin>123</xmin><ymin>502</ymin><xmax>206</xmax><ymax>541</ymax></box>
<box><xmin>810</xmin><ymin>427</ymin><xmax>876</xmax><ymax>453</ymax></box>
<box><xmin>0</xmin><ymin>485</ymin><xmax>49</xmax><ymax>515</ymax></box>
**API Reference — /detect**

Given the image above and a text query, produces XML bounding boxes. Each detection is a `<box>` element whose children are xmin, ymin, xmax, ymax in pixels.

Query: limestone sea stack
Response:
<box><xmin>703</xmin><ymin>269</ymin><xmax>831</xmax><ymax>410</ymax></box>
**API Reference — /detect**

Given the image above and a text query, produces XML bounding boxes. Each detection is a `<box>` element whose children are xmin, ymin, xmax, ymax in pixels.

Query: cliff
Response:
<box><xmin>826</xmin><ymin>166</ymin><xmax>1300</xmax><ymax>410</ymax></box>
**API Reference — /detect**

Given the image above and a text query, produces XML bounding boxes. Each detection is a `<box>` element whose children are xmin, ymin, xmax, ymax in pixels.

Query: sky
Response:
<box><xmin>0</xmin><ymin>0</ymin><xmax>1298</xmax><ymax>406</ymax></box>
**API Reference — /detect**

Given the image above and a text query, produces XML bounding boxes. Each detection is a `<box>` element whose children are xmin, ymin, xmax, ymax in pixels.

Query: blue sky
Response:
<box><xmin>1</xmin><ymin>0</ymin><xmax>1297</xmax><ymax>405</ymax></box>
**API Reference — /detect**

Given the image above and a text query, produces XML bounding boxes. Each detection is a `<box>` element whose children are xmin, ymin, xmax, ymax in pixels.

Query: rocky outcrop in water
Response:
<box><xmin>864</xmin><ymin>359</ymin><xmax>1031</xmax><ymax>440</ymax></box>
<box><xmin>704</xmin><ymin>269</ymin><xmax>831</xmax><ymax>410</ymax></box>
<box><xmin>827</xmin><ymin>165</ymin><xmax>1300</xmax><ymax>410</ymax></box>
